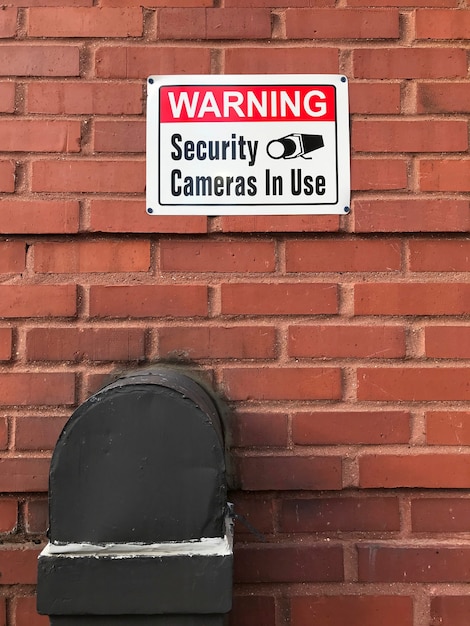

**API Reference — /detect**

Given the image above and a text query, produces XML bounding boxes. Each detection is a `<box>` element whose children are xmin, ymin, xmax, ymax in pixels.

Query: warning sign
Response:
<box><xmin>146</xmin><ymin>75</ymin><xmax>350</xmax><ymax>216</ymax></box>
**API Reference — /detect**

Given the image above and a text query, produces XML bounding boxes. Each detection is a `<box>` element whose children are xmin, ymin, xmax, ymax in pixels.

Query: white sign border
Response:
<box><xmin>146</xmin><ymin>74</ymin><xmax>350</xmax><ymax>216</ymax></box>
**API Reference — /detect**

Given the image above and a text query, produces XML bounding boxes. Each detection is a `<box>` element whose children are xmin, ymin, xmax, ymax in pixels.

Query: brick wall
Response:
<box><xmin>0</xmin><ymin>0</ymin><xmax>469</xmax><ymax>625</ymax></box>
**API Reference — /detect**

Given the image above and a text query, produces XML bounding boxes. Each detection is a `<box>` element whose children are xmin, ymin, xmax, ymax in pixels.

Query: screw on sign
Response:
<box><xmin>146</xmin><ymin>75</ymin><xmax>350</xmax><ymax>216</ymax></box>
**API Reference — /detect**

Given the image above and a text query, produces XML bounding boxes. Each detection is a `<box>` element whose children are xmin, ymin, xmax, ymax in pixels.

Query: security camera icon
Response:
<box><xmin>267</xmin><ymin>133</ymin><xmax>324</xmax><ymax>159</ymax></box>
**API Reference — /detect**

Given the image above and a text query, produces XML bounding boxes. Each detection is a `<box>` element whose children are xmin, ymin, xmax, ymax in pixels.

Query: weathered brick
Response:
<box><xmin>353</xmin><ymin>120</ymin><xmax>468</xmax><ymax>152</ymax></box>
<box><xmin>0</xmin><ymin>285</ymin><xmax>76</xmax><ymax>318</ymax></box>
<box><xmin>0</xmin><ymin>500</ymin><xmax>18</xmax><ymax>533</ymax></box>
<box><xmin>0</xmin><ymin>546</ymin><xmax>41</xmax><ymax>583</ymax></box>
<box><xmin>0</xmin><ymin>373</ymin><xmax>75</xmax><ymax>407</ymax></box>
<box><xmin>221</xmin><ymin>283</ymin><xmax>338</xmax><ymax>315</ymax></box>
<box><xmin>235</xmin><ymin>544</ymin><xmax>344</xmax><ymax>583</ymax></box>
<box><xmin>15</xmin><ymin>416</ymin><xmax>67</xmax><ymax>451</ymax></box>
<box><xmin>222</xmin><ymin>367</ymin><xmax>342</xmax><ymax>401</ymax></box>
<box><xmin>349</xmin><ymin>82</ymin><xmax>401</xmax><ymax>114</ymax></box>
<box><xmin>87</xmin><ymin>200</ymin><xmax>207</xmax><ymax>234</ymax></box>
<box><xmin>158</xmin><ymin>326</ymin><xmax>277</xmax><ymax>360</ymax></box>
<box><xmin>0</xmin><ymin>10</ymin><xmax>17</xmax><ymax>38</ymax></box>
<box><xmin>292</xmin><ymin>411</ymin><xmax>410</xmax><ymax>445</ymax></box>
<box><xmin>229</xmin><ymin>596</ymin><xmax>275</xmax><ymax>626</ymax></box>
<box><xmin>280</xmin><ymin>497</ymin><xmax>401</xmax><ymax>532</ymax></box>
<box><xmin>232</xmin><ymin>411</ymin><xmax>288</xmax><ymax>447</ymax></box>
<box><xmin>0</xmin><ymin>241</ymin><xmax>25</xmax><ymax>274</ymax></box>
<box><xmin>238</xmin><ymin>455</ymin><xmax>342</xmax><ymax>490</ymax></box>
<box><xmin>415</xmin><ymin>9</ymin><xmax>470</xmax><ymax>39</ymax></box>
<box><xmin>26</xmin><ymin>82</ymin><xmax>143</xmax><ymax>115</ymax></box>
<box><xmin>286</xmin><ymin>8</ymin><xmax>399</xmax><ymax>39</ymax></box>
<box><xmin>89</xmin><ymin>285</ymin><xmax>208</xmax><ymax>318</ymax></box>
<box><xmin>291</xmin><ymin>595</ymin><xmax>413</xmax><ymax>626</ymax></box>
<box><xmin>160</xmin><ymin>240</ymin><xmax>275</xmax><ymax>273</ymax></box>
<box><xmin>0</xmin><ymin>120</ymin><xmax>80</xmax><ymax>152</ymax></box>
<box><xmin>225</xmin><ymin>47</ymin><xmax>339</xmax><ymax>74</ymax></box>
<box><xmin>358</xmin><ymin>367</ymin><xmax>470</xmax><ymax>401</ymax></box>
<box><xmin>31</xmin><ymin>160</ymin><xmax>145</xmax><ymax>193</ymax></box>
<box><xmin>425</xmin><ymin>326</ymin><xmax>470</xmax><ymax>358</ymax></box>
<box><xmin>0</xmin><ymin>45</ymin><xmax>80</xmax><ymax>77</ymax></box>
<box><xmin>0</xmin><ymin>83</ymin><xmax>15</xmax><ymax>113</ymax></box>
<box><xmin>0</xmin><ymin>201</ymin><xmax>79</xmax><ymax>234</ymax></box>
<box><xmin>27</xmin><ymin>7</ymin><xmax>143</xmax><ymax>37</ymax></box>
<box><xmin>411</xmin><ymin>498</ymin><xmax>470</xmax><ymax>532</ymax></box>
<box><xmin>0</xmin><ymin>459</ymin><xmax>50</xmax><ymax>492</ymax></box>
<box><xmin>0</xmin><ymin>328</ymin><xmax>12</xmax><ymax>362</ymax></box>
<box><xmin>426</xmin><ymin>411</ymin><xmax>470</xmax><ymax>445</ymax></box>
<box><xmin>95</xmin><ymin>46</ymin><xmax>210</xmax><ymax>78</ymax></box>
<box><xmin>286</xmin><ymin>239</ymin><xmax>401</xmax><ymax>272</ymax></box>
<box><xmin>354</xmin><ymin>199</ymin><xmax>470</xmax><ymax>232</ymax></box>
<box><xmin>358</xmin><ymin>544</ymin><xmax>470</xmax><ymax>582</ymax></box>
<box><xmin>14</xmin><ymin>596</ymin><xmax>48</xmax><ymax>626</ymax></box>
<box><xmin>351</xmin><ymin>158</ymin><xmax>408</xmax><ymax>191</ymax></box>
<box><xmin>420</xmin><ymin>159</ymin><xmax>470</xmax><ymax>192</ymax></box>
<box><xmin>355</xmin><ymin>283</ymin><xmax>470</xmax><ymax>315</ymax></box>
<box><xmin>93</xmin><ymin>120</ymin><xmax>145</xmax><ymax>153</ymax></box>
<box><xmin>359</xmin><ymin>454</ymin><xmax>470</xmax><ymax>488</ymax></box>
<box><xmin>26</xmin><ymin>327</ymin><xmax>146</xmax><ymax>362</ymax></box>
<box><xmin>0</xmin><ymin>160</ymin><xmax>15</xmax><ymax>192</ymax></box>
<box><xmin>219</xmin><ymin>215</ymin><xmax>340</xmax><ymax>233</ymax></box>
<box><xmin>33</xmin><ymin>241</ymin><xmax>150</xmax><ymax>273</ymax></box>
<box><xmin>353</xmin><ymin>48</ymin><xmax>467</xmax><ymax>78</ymax></box>
<box><xmin>431</xmin><ymin>596</ymin><xmax>470</xmax><ymax>626</ymax></box>
<box><xmin>158</xmin><ymin>8</ymin><xmax>271</xmax><ymax>39</ymax></box>
<box><xmin>417</xmin><ymin>82</ymin><xmax>470</xmax><ymax>114</ymax></box>
<box><xmin>24</xmin><ymin>499</ymin><xmax>48</xmax><ymax>534</ymax></box>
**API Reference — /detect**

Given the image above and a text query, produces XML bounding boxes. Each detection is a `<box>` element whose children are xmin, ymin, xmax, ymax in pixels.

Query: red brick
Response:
<box><xmin>159</xmin><ymin>326</ymin><xmax>276</xmax><ymax>360</ymax></box>
<box><xmin>225</xmin><ymin>47</ymin><xmax>339</xmax><ymax>74</ymax></box>
<box><xmin>281</xmin><ymin>497</ymin><xmax>401</xmax><ymax>533</ymax></box>
<box><xmin>358</xmin><ymin>367</ymin><xmax>470</xmax><ymax>402</ymax></box>
<box><xmin>425</xmin><ymin>326</ymin><xmax>470</xmax><ymax>358</ymax></box>
<box><xmin>0</xmin><ymin>45</ymin><xmax>79</xmax><ymax>77</ymax></box>
<box><xmin>286</xmin><ymin>239</ymin><xmax>401</xmax><ymax>272</ymax></box>
<box><xmin>431</xmin><ymin>596</ymin><xmax>470</xmax><ymax>626</ymax></box>
<box><xmin>0</xmin><ymin>547</ymin><xmax>41</xmax><ymax>583</ymax></box>
<box><xmin>416</xmin><ymin>9</ymin><xmax>470</xmax><ymax>38</ymax></box>
<box><xmin>219</xmin><ymin>215</ymin><xmax>340</xmax><ymax>233</ymax></box>
<box><xmin>87</xmin><ymin>200</ymin><xmax>207</xmax><ymax>234</ymax></box>
<box><xmin>27</xmin><ymin>7</ymin><xmax>142</xmax><ymax>37</ymax></box>
<box><xmin>0</xmin><ymin>373</ymin><xmax>75</xmax><ymax>407</ymax></box>
<box><xmin>26</xmin><ymin>327</ymin><xmax>146</xmax><ymax>362</ymax></box>
<box><xmin>354</xmin><ymin>283</ymin><xmax>470</xmax><ymax>315</ymax></box>
<box><xmin>291</xmin><ymin>596</ymin><xmax>413</xmax><ymax>626</ymax></box>
<box><xmin>0</xmin><ymin>83</ymin><xmax>15</xmax><ymax>113</ymax></box>
<box><xmin>349</xmin><ymin>82</ymin><xmax>401</xmax><ymax>114</ymax></box>
<box><xmin>353</xmin><ymin>120</ymin><xmax>467</xmax><ymax>152</ymax></box>
<box><xmin>0</xmin><ymin>201</ymin><xmax>79</xmax><ymax>234</ymax></box>
<box><xmin>354</xmin><ymin>199</ymin><xmax>470</xmax><ymax>232</ymax></box>
<box><xmin>24</xmin><ymin>499</ymin><xmax>48</xmax><ymax>534</ymax></box>
<box><xmin>8</xmin><ymin>0</ymin><xmax>92</xmax><ymax>5</ymax></box>
<box><xmin>0</xmin><ymin>501</ymin><xmax>17</xmax><ymax>533</ymax></box>
<box><xmin>234</xmin><ymin>544</ymin><xmax>344</xmax><ymax>583</ymax></box>
<box><xmin>238</xmin><ymin>456</ymin><xmax>342</xmax><ymax>491</ymax></box>
<box><xmin>15</xmin><ymin>416</ymin><xmax>67</xmax><ymax>451</ymax></box>
<box><xmin>0</xmin><ymin>241</ymin><xmax>25</xmax><ymax>274</ymax></box>
<box><xmin>426</xmin><ymin>411</ymin><xmax>470</xmax><ymax>445</ymax></box>
<box><xmin>0</xmin><ymin>285</ymin><xmax>76</xmax><ymax>318</ymax></box>
<box><xmin>221</xmin><ymin>283</ymin><xmax>338</xmax><ymax>315</ymax></box>
<box><xmin>351</xmin><ymin>159</ymin><xmax>408</xmax><ymax>191</ymax></box>
<box><xmin>353</xmin><ymin>48</ymin><xmax>467</xmax><ymax>78</ymax></box>
<box><xmin>89</xmin><ymin>285</ymin><xmax>208</xmax><ymax>318</ymax></box>
<box><xmin>232</xmin><ymin>411</ymin><xmax>288</xmax><ymax>447</ymax></box>
<box><xmin>0</xmin><ymin>10</ymin><xmax>17</xmax><ymax>38</ymax></box>
<box><xmin>34</xmin><ymin>241</ymin><xmax>150</xmax><ymax>273</ymax></box>
<box><xmin>158</xmin><ymin>8</ymin><xmax>271</xmax><ymax>39</ymax></box>
<box><xmin>0</xmin><ymin>418</ymin><xmax>9</xmax><ymax>450</ymax></box>
<box><xmin>358</xmin><ymin>544</ymin><xmax>470</xmax><ymax>582</ymax></box>
<box><xmin>95</xmin><ymin>46</ymin><xmax>211</xmax><ymax>78</ymax></box>
<box><xmin>222</xmin><ymin>367</ymin><xmax>342</xmax><ymax>401</ymax></box>
<box><xmin>229</xmin><ymin>596</ymin><xmax>275</xmax><ymax>626</ymax></box>
<box><xmin>0</xmin><ymin>328</ymin><xmax>12</xmax><ymax>362</ymax></box>
<box><xmin>289</xmin><ymin>325</ymin><xmax>405</xmax><ymax>359</ymax></box>
<box><xmin>160</xmin><ymin>240</ymin><xmax>275</xmax><ymax>273</ymax></box>
<box><xmin>419</xmin><ymin>159</ymin><xmax>470</xmax><ymax>192</ymax></box>
<box><xmin>26</xmin><ymin>82</ymin><xmax>142</xmax><ymax>115</ymax></box>
<box><xmin>411</xmin><ymin>498</ymin><xmax>470</xmax><ymax>532</ymax></box>
<box><xmin>292</xmin><ymin>411</ymin><xmax>410</xmax><ymax>445</ymax></box>
<box><xmin>0</xmin><ymin>119</ymin><xmax>80</xmax><ymax>152</ymax></box>
<box><xmin>102</xmin><ymin>0</ymin><xmax>212</xmax><ymax>4</ymax></box>
<box><xmin>417</xmin><ymin>82</ymin><xmax>470</xmax><ymax>114</ymax></box>
<box><xmin>347</xmin><ymin>0</ymin><xmax>456</xmax><ymax>6</ymax></box>
<box><xmin>359</xmin><ymin>454</ymin><xmax>470</xmax><ymax>488</ymax></box>
<box><xmin>14</xmin><ymin>596</ymin><xmax>48</xmax><ymax>626</ymax></box>
<box><xmin>0</xmin><ymin>160</ymin><xmax>15</xmax><ymax>192</ymax></box>
<box><xmin>286</xmin><ymin>8</ymin><xmax>399</xmax><ymax>38</ymax></box>
<box><xmin>225</xmin><ymin>0</ymin><xmax>334</xmax><ymax>5</ymax></box>
<box><xmin>31</xmin><ymin>160</ymin><xmax>145</xmax><ymax>193</ymax></box>
<box><xmin>93</xmin><ymin>120</ymin><xmax>145</xmax><ymax>153</ymax></box>
<box><xmin>230</xmin><ymin>494</ymin><xmax>275</xmax><ymax>536</ymax></box>
<box><xmin>0</xmin><ymin>458</ymin><xmax>50</xmax><ymax>492</ymax></box>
